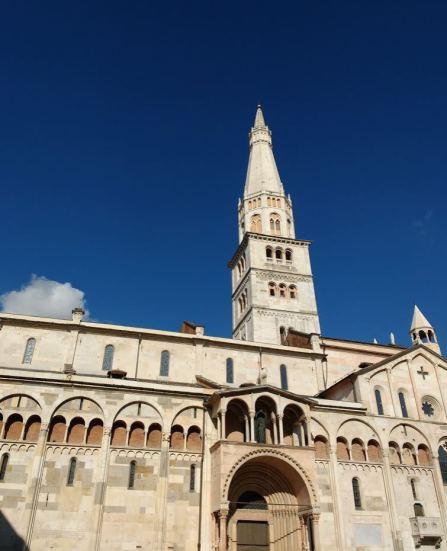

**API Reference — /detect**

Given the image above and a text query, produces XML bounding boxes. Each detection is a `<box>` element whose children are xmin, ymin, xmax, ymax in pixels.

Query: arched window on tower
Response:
<box><xmin>226</xmin><ymin>358</ymin><xmax>234</xmax><ymax>384</ymax></box>
<box><xmin>266</xmin><ymin>247</ymin><xmax>273</xmax><ymax>260</ymax></box>
<box><xmin>268</xmin><ymin>282</ymin><xmax>276</xmax><ymax>297</ymax></box>
<box><xmin>279</xmin><ymin>284</ymin><xmax>286</xmax><ymax>298</ymax></box>
<box><xmin>398</xmin><ymin>391</ymin><xmax>409</xmax><ymax>418</ymax></box>
<box><xmin>160</xmin><ymin>350</ymin><xmax>170</xmax><ymax>377</ymax></box>
<box><xmin>275</xmin><ymin>248</ymin><xmax>283</xmax><ymax>261</ymax></box>
<box><xmin>102</xmin><ymin>345</ymin><xmax>114</xmax><ymax>371</ymax></box>
<box><xmin>250</xmin><ymin>214</ymin><xmax>262</xmax><ymax>233</ymax></box>
<box><xmin>289</xmin><ymin>285</ymin><xmax>297</xmax><ymax>299</ymax></box>
<box><xmin>419</xmin><ymin>330</ymin><xmax>428</xmax><ymax>343</ymax></box>
<box><xmin>269</xmin><ymin>213</ymin><xmax>281</xmax><ymax>235</ymax></box>
<box><xmin>285</xmin><ymin>249</ymin><xmax>292</xmax><ymax>262</ymax></box>
<box><xmin>287</xmin><ymin>219</ymin><xmax>292</xmax><ymax>236</ymax></box>
<box><xmin>280</xmin><ymin>364</ymin><xmax>288</xmax><ymax>390</ymax></box>
<box><xmin>352</xmin><ymin>477</ymin><xmax>362</xmax><ymax>510</ymax></box>
<box><xmin>375</xmin><ymin>389</ymin><xmax>384</xmax><ymax>415</ymax></box>
<box><xmin>23</xmin><ymin>338</ymin><xmax>36</xmax><ymax>364</ymax></box>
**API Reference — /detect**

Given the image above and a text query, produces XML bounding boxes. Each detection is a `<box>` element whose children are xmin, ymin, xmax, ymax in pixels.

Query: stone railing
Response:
<box><xmin>410</xmin><ymin>516</ymin><xmax>442</xmax><ymax>548</ymax></box>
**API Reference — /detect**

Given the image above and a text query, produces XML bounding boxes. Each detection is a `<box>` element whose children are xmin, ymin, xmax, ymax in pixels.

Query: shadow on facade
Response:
<box><xmin>0</xmin><ymin>511</ymin><xmax>28</xmax><ymax>551</ymax></box>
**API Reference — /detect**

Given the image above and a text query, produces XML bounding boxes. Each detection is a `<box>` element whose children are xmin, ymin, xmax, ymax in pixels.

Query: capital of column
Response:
<box><xmin>249</xmin><ymin>410</ymin><xmax>255</xmax><ymax>418</ymax></box>
<box><xmin>219</xmin><ymin>409</ymin><xmax>226</xmax><ymax>416</ymax></box>
<box><xmin>103</xmin><ymin>427</ymin><xmax>112</xmax><ymax>436</ymax></box>
<box><xmin>277</xmin><ymin>413</ymin><xmax>283</xmax><ymax>420</ymax></box>
<box><xmin>162</xmin><ymin>432</ymin><xmax>171</xmax><ymax>443</ymax></box>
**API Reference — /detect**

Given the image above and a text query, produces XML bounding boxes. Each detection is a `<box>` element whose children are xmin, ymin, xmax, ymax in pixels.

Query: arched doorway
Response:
<box><xmin>221</xmin><ymin>454</ymin><xmax>318</xmax><ymax>551</ymax></box>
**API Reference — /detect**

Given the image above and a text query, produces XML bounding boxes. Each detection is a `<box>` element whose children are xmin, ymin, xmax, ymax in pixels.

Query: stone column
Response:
<box><xmin>23</xmin><ymin>422</ymin><xmax>49</xmax><ymax>550</ymax></box>
<box><xmin>244</xmin><ymin>415</ymin><xmax>249</xmax><ymax>442</ymax></box>
<box><xmin>277</xmin><ymin>414</ymin><xmax>284</xmax><ymax>445</ymax></box>
<box><xmin>249</xmin><ymin>411</ymin><xmax>255</xmax><ymax>443</ymax></box>
<box><xmin>300</xmin><ymin>516</ymin><xmax>309</xmax><ymax>551</ymax></box>
<box><xmin>310</xmin><ymin>512</ymin><xmax>321</xmax><ymax>551</ymax></box>
<box><xmin>220</xmin><ymin>410</ymin><xmax>226</xmax><ymax>441</ymax></box>
<box><xmin>93</xmin><ymin>426</ymin><xmax>112</xmax><ymax>551</ymax></box>
<box><xmin>217</xmin><ymin>416</ymin><xmax>221</xmax><ymax>440</ymax></box>
<box><xmin>157</xmin><ymin>432</ymin><xmax>171</xmax><ymax>551</ymax></box>
<box><xmin>328</xmin><ymin>445</ymin><xmax>344</xmax><ymax>550</ymax></box>
<box><xmin>271</xmin><ymin>414</ymin><xmax>278</xmax><ymax>445</ymax></box>
<box><xmin>219</xmin><ymin>507</ymin><xmax>229</xmax><ymax>551</ymax></box>
<box><xmin>381</xmin><ymin>449</ymin><xmax>404</xmax><ymax>551</ymax></box>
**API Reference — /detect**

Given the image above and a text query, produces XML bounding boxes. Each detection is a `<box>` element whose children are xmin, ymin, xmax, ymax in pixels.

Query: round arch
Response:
<box><xmin>223</xmin><ymin>449</ymin><xmax>317</xmax><ymax>505</ymax></box>
<box><xmin>113</xmin><ymin>400</ymin><xmax>163</xmax><ymax>424</ymax></box>
<box><xmin>50</xmin><ymin>396</ymin><xmax>104</xmax><ymax>419</ymax></box>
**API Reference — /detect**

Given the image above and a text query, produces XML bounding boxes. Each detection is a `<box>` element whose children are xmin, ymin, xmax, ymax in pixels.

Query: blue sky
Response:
<box><xmin>0</xmin><ymin>1</ymin><xmax>446</xmax><ymax>347</ymax></box>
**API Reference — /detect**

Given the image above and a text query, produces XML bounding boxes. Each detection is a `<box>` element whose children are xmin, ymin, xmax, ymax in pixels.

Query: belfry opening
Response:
<box><xmin>217</xmin><ymin>455</ymin><xmax>318</xmax><ymax>551</ymax></box>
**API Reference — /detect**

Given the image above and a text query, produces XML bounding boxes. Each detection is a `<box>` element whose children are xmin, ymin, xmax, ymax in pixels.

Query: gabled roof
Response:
<box><xmin>317</xmin><ymin>343</ymin><xmax>446</xmax><ymax>398</ymax></box>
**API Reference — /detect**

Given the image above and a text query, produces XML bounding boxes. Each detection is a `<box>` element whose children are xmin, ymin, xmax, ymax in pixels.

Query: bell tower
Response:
<box><xmin>229</xmin><ymin>106</ymin><xmax>320</xmax><ymax>344</ymax></box>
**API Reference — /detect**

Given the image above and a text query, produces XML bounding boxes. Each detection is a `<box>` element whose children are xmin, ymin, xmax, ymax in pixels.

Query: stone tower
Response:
<box><xmin>229</xmin><ymin>106</ymin><xmax>320</xmax><ymax>344</ymax></box>
<box><xmin>410</xmin><ymin>304</ymin><xmax>441</xmax><ymax>354</ymax></box>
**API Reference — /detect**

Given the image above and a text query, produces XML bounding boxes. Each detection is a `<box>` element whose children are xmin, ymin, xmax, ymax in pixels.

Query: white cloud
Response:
<box><xmin>0</xmin><ymin>275</ymin><xmax>89</xmax><ymax>319</ymax></box>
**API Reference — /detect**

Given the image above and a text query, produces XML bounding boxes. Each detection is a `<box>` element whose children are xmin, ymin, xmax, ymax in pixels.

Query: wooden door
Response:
<box><xmin>237</xmin><ymin>521</ymin><xmax>269</xmax><ymax>550</ymax></box>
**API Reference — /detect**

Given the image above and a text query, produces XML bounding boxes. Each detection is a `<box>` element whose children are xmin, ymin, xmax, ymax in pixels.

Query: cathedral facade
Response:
<box><xmin>0</xmin><ymin>107</ymin><xmax>446</xmax><ymax>551</ymax></box>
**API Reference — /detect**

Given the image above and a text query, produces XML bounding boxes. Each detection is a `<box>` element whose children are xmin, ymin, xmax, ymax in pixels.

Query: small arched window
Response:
<box><xmin>279</xmin><ymin>284</ymin><xmax>286</xmax><ymax>298</ymax></box>
<box><xmin>439</xmin><ymin>445</ymin><xmax>447</xmax><ymax>484</ymax></box>
<box><xmin>23</xmin><ymin>338</ymin><xmax>36</xmax><ymax>364</ymax></box>
<box><xmin>285</xmin><ymin>249</ymin><xmax>292</xmax><ymax>262</ymax></box>
<box><xmin>266</xmin><ymin>247</ymin><xmax>273</xmax><ymax>259</ymax></box>
<box><xmin>269</xmin><ymin>213</ymin><xmax>281</xmax><ymax>235</ymax></box>
<box><xmin>289</xmin><ymin>285</ymin><xmax>297</xmax><ymax>299</ymax></box>
<box><xmin>190</xmin><ymin>464</ymin><xmax>196</xmax><ymax>492</ymax></box>
<box><xmin>128</xmin><ymin>460</ymin><xmax>136</xmax><ymax>489</ymax></box>
<box><xmin>375</xmin><ymin>389</ymin><xmax>384</xmax><ymax>415</ymax></box>
<box><xmin>275</xmin><ymin>248</ymin><xmax>282</xmax><ymax>260</ymax></box>
<box><xmin>268</xmin><ymin>282</ymin><xmax>276</xmax><ymax>297</ymax></box>
<box><xmin>280</xmin><ymin>364</ymin><xmax>288</xmax><ymax>390</ymax></box>
<box><xmin>102</xmin><ymin>345</ymin><xmax>114</xmax><ymax>371</ymax></box>
<box><xmin>250</xmin><ymin>214</ymin><xmax>262</xmax><ymax>233</ymax></box>
<box><xmin>428</xmin><ymin>330</ymin><xmax>436</xmax><ymax>343</ymax></box>
<box><xmin>67</xmin><ymin>458</ymin><xmax>76</xmax><ymax>486</ymax></box>
<box><xmin>160</xmin><ymin>350</ymin><xmax>170</xmax><ymax>377</ymax></box>
<box><xmin>352</xmin><ymin>477</ymin><xmax>362</xmax><ymax>510</ymax></box>
<box><xmin>226</xmin><ymin>358</ymin><xmax>234</xmax><ymax>384</ymax></box>
<box><xmin>0</xmin><ymin>453</ymin><xmax>9</xmax><ymax>481</ymax></box>
<box><xmin>419</xmin><ymin>330</ymin><xmax>428</xmax><ymax>343</ymax></box>
<box><xmin>398</xmin><ymin>392</ymin><xmax>408</xmax><ymax>418</ymax></box>
<box><xmin>267</xmin><ymin>197</ymin><xmax>272</xmax><ymax>207</ymax></box>
<box><xmin>410</xmin><ymin>478</ymin><xmax>417</xmax><ymax>500</ymax></box>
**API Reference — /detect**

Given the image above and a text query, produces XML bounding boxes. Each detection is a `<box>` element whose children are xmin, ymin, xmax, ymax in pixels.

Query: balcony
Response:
<box><xmin>410</xmin><ymin>516</ymin><xmax>442</xmax><ymax>548</ymax></box>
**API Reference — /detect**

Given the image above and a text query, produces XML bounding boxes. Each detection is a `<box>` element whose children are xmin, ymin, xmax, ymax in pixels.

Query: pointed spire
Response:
<box><xmin>244</xmin><ymin>105</ymin><xmax>284</xmax><ymax>197</ymax></box>
<box><xmin>254</xmin><ymin>104</ymin><xmax>266</xmax><ymax>128</ymax></box>
<box><xmin>410</xmin><ymin>305</ymin><xmax>432</xmax><ymax>332</ymax></box>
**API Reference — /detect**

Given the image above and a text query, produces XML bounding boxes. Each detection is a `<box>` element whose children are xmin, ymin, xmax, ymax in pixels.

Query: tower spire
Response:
<box><xmin>244</xmin><ymin>105</ymin><xmax>284</xmax><ymax>197</ymax></box>
<box><xmin>410</xmin><ymin>305</ymin><xmax>440</xmax><ymax>354</ymax></box>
